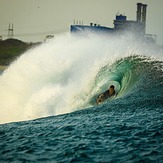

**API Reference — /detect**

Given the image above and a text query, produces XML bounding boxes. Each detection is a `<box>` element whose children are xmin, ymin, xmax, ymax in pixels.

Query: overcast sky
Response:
<box><xmin>0</xmin><ymin>0</ymin><xmax>163</xmax><ymax>44</ymax></box>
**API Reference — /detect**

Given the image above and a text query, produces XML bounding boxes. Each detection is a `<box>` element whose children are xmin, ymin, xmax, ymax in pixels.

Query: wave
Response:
<box><xmin>85</xmin><ymin>55</ymin><xmax>163</xmax><ymax>105</ymax></box>
<box><xmin>0</xmin><ymin>33</ymin><xmax>163</xmax><ymax>124</ymax></box>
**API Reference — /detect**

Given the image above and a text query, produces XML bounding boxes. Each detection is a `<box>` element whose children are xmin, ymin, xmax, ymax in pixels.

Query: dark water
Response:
<box><xmin>0</xmin><ymin>102</ymin><xmax>163</xmax><ymax>162</ymax></box>
<box><xmin>0</xmin><ymin>56</ymin><xmax>163</xmax><ymax>162</ymax></box>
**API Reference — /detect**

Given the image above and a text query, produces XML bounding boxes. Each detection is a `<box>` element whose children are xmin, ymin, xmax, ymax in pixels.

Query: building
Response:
<box><xmin>113</xmin><ymin>3</ymin><xmax>147</xmax><ymax>34</ymax></box>
<box><xmin>70</xmin><ymin>3</ymin><xmax>156</xmax><ymax>43</ymax></box>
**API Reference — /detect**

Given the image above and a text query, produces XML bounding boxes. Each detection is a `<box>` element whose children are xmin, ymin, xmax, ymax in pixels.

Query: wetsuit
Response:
<box><xmin>104</xmin><ymin>90</ymin><xmax>115</xmax><ymax>98</ymax></box>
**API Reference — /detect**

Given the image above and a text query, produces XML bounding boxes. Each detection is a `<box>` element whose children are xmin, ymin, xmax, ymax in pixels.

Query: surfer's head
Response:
<box><xmin>109</xmin><ymin>85</ymin><xmax>115</xmax><ymax>96</ymax></box>
<box><xmin>110</xmin><ymin>85</ymin><xmax>114</xmax><ymax>89</ymax></box>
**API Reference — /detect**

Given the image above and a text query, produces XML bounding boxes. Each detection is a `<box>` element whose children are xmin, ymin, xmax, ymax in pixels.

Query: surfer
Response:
<box><xmin>96</xmin><ymin>85</ymin><xmax>116</xmax><ymax>104</ymax></box>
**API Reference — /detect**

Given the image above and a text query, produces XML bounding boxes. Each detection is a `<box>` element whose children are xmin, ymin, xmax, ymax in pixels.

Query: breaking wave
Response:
<box><xmin>0</xmin><ymin>33</ymin><xmax>163</xmax><ymax>124</ymax></box>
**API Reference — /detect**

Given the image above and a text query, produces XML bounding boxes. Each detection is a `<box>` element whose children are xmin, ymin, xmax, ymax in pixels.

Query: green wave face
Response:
<box><xmin>89</xmin><ymin>55</ymin><xmax>163</xmax><ymax>105</ymax></box>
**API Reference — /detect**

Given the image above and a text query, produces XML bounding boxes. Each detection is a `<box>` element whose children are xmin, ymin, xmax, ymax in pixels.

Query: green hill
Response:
<box><xmin>0</xmin><ymin>38</ymin><xmax>40</xmax><ymax>65</ymax></box>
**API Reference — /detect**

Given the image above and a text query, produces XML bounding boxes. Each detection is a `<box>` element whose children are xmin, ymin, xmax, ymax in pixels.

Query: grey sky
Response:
<box><xmin>0</xmin><ymin>0</ymin><xmax>163</xmax><ymax>44</ymax></box>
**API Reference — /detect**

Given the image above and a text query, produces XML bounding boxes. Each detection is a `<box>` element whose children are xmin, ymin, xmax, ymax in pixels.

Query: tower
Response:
<box><xmin>136</xmin><ymin>3</ymin><xmax>142</xmax><ymax>22</ymax></box>
<box><xmin>136</xmin><ymin>3</ymin><xmax>147</xmax><ymax>34</ymax></box>
<box><xmin>8</xmin><ymin>23</ymin><xmax>14</xmax><ymax>38</ymax></box>
<box><xmin>142</xmin><ymin>4</ymin><xmax>147</xmax><ymax>31</ymax></box>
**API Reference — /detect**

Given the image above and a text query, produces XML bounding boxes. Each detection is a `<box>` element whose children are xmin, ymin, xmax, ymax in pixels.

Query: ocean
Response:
<box><xmin>0</xmin><ymin>33</ymin><xmax>163</xmax><ymax>162</ymax></box>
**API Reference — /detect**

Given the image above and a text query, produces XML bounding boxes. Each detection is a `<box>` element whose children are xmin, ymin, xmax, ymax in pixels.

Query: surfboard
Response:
<box><xmin>96</xmin><ymin>91</ymin><xmax>109</xmax><ymax>104</ymax></box>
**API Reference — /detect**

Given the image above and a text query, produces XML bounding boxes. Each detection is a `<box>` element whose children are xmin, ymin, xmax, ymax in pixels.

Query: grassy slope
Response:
<box><xmin>0</xmin><ymin>38</ymin><xmax>40</xmax><ymax>65</ymax></box>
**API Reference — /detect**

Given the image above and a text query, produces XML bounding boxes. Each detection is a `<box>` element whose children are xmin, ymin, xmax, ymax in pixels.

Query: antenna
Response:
<box><xmin>8</xmin><ymin>23</ymin><xmax>14</xmax><ymax>38</ymax></box>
